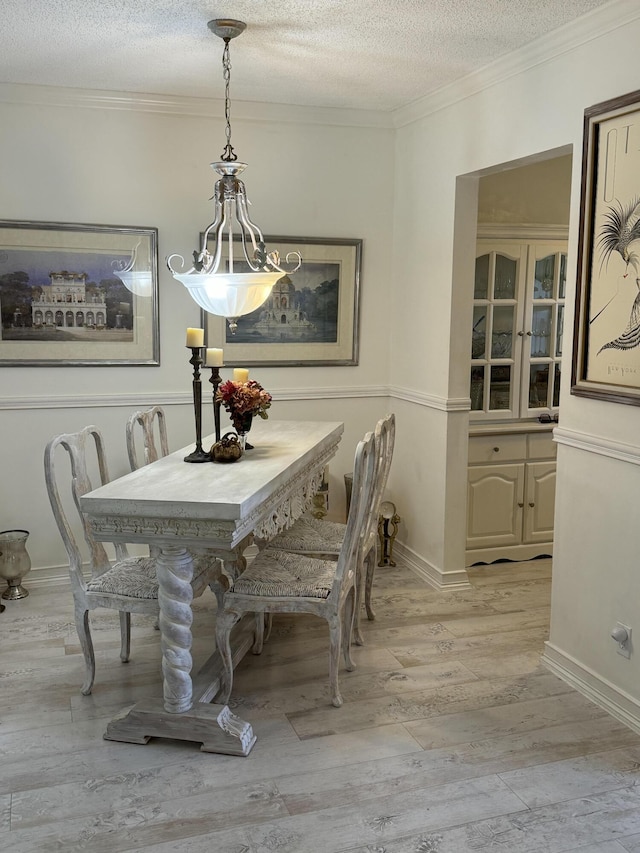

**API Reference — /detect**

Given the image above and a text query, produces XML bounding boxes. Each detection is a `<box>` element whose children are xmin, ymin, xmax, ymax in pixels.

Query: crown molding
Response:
<box><xmin>477</xmin><ymin>223</ymin><xmax>569</xmax><ymax>241</ymax></box>
<box><xmin>2</xmin><ymin>2</ymin><xmax>636</xmax><ymax>133</ymax></box>
<box><xmin>392</xmin><ymin>0</ymin><xmax>640</xmax><ymax>128</ymax></box>
<box><xmin>0</xmin><ymin>82</ymin><xmax>394</xmax><ymax>129</ymax></box>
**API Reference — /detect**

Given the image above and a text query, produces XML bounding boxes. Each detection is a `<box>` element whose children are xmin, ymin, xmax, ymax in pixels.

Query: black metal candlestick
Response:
<box><xmin>184</xmin><ymin>346</ymin><xmax>211</xmax><ymax>463</ymax></box>
<box><xmin>208</xmin><ymin>364</ymin><xmax>223</xmax><ymax>443</ymax></box>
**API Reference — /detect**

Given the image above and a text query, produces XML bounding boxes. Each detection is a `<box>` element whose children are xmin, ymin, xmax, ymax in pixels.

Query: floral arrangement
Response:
<box><xmin>217</xmin><ymin>379</ymin><xmax>272</xmax><ymax>432</ymax></box>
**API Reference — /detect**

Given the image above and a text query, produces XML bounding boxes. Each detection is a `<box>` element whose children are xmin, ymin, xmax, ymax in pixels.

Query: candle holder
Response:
<box><xmin>208</xmin><ymin>364</ymin><xmax>223</xmax><ymax>443</ymax></box>
<box><xmin>184</xmin><ymin>346</ymin><xmax>212</xmax><ymax>463</ymax></box>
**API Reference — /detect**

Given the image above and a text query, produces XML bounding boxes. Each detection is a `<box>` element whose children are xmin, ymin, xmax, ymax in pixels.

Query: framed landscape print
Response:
<box><xmin>204</xmin><ymin>236</ymin><xmax>362</xmax><ymax>366</ymax></box>
<box><xmin>572</xmin><ymin>89</ymin><xmax>640</xmax><ymax>404</ymax></box>
<box><xmin>0</xmin><ymin>220</ymin><xmax>159</xmax><ymax>366</ymax></box>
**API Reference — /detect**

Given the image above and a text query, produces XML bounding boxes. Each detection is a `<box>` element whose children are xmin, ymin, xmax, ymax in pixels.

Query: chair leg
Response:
<box><xmin>328</xmin><ymin>614</ymin><xmax>344</xmax><ymax>708</ymax></box>
<box><xmin>119</xmin><ymin>611</ymin><xmax>131</xmax><ymax>662</ymax></box>
<box><xmin>353</xmin><ymin>551</ymin><xmax>370</xmax><ymax>647</ymax></box>
<box><xmin>215</xmin><ymin>610</ymin><xmax>241</xmax><ymax>704</ymax></box>
<box><xmin>252</xmin><ymin>613</ymin><xmax>265</xmax><ymax>654</ymax></box>
<box><xmin>365</xmin><ymin>548</ymin><xmax>377</xmax><ymax>621</ymax></box>
<box><xmin>264</xmin><ymin>613</ymin><xmax>273</xmax><ymax>642</ymax></box>
<box><xmin>74</xmin><ymin>603</ymin><xmax>96</xmax><ymax>696</ymax></box>
<box><xmin>252</xmin><ymin>613</ymin><xmax>274</xmax><ymax>654</ymax></box>
<box><xmin>342</xmin><ymin>587</ymin><xmax>356</xmax><ymax>673</ymax></box>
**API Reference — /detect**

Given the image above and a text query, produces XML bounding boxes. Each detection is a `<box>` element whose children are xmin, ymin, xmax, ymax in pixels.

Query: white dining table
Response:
<box><xmin>80</xmin><ymin>419</ymin><xmax>343</xmax><ymax>755</ymax></box>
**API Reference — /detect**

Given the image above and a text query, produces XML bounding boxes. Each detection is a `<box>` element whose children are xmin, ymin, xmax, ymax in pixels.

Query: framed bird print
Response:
<box><xmin>572</xmin><ymin>88</ymin><xmax>640</xmax><ymax>405</ymax></box>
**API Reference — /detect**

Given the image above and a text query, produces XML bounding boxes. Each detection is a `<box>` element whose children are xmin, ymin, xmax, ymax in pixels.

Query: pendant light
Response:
<box><xmin>167</xmin><ymin>19</ymin><xmax>301</xmax><ymax>333</ymax></box>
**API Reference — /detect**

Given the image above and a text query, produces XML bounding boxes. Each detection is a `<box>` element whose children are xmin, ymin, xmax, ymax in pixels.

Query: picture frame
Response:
<box><xmin>572</xmin><ymin>89</ymin><xmax>640</xmax><ymax>404</ymax></box>
<box><xmin>0</xmin><ymin>220</ymin><xmax>159</xmax><ymax>366</ymax></box>
<box><xmin>203</xmin><ymin>235</ymin><xmax>362</xmax><ymax>366</ymax></box>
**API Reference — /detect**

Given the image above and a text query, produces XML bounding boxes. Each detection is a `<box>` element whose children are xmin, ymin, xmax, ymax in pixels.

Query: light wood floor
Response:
<box><xmin>3</xmin><ymin>558</ymin><xmax>640</xmax><ymax>852</ymax></box>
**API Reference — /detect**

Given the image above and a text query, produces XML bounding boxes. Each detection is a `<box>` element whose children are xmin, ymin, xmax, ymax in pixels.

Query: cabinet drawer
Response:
<box><xmin>528</xmin><ymin>432</ymin><xmax>557</xmax><ymax>460</ymax></box>
<box><xmin>468</xmin><ymin>434</ymin><xmax>527</xmax><ymax>463</ymax></box>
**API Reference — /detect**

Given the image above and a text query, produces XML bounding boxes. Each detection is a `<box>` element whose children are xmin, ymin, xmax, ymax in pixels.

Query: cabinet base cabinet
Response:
<box><xmin>467</xmin><ymin>463</ymin><xmax>524</xmax><ymax>548</ymax></box>
<box><xmin>466</xmin><ymin>430</ymin><xmax>555</xmax><ymax>566</ymax></box>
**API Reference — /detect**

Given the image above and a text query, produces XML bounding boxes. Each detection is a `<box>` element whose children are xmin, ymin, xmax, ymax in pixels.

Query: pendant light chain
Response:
<box><xmin>220</xmin><ymin>38</ymin><xmax>237</xmax><ymax>162</ymax></box>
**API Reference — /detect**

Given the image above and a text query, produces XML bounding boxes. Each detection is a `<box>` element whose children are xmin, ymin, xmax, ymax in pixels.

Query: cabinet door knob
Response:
<box><xmin>517</xmin><ymin>330</ymin><xmax>524</xmax><ymax>336</ymax></box>
<box><xmin>493</xmin><ymin>446</ymin><xmax>500</xmax><ymax>453</ymax></box>
<box><xmin>529</xmin><ymin>502</ymin><xmax>535</xmax><ymax>507</ymax></box>
<box><xmin>526</xmin><ymin>330</ymin><xmax>533</xmax><ymax>336</ymax></box>
<box><xmin>518</xmin><ymin>502</ymin><xmax>524</xmax><ymax>508</ymax></box>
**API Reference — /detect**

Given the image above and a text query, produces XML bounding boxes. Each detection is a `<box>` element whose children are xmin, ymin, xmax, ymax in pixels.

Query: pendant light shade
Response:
<box><xmin>113</xmin><ymin>240</ymin><xmax>153</xmax><ymax>297</ymax></box>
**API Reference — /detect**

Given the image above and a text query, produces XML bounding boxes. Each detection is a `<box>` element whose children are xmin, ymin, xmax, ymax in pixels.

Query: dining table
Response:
<box><xmin>80</xmin><ymin>418</ymin><xmax>343</xmax><ymax>755</ymax></box>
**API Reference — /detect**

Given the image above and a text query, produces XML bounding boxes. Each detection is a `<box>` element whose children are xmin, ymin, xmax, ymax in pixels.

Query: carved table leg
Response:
<box><xmin>156</xmin><ymin>544</ymin><xmax>195</xmax><ymax>713</ymax></box>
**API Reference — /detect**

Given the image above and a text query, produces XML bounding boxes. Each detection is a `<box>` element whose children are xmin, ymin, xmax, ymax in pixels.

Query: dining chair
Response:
<box><xmin>215</xmin><ymin>429</ymin><xmax>377</xmax><ymax>708</ymax></box>
<box><xmin>44</xmin><ymin>425</ymin><xmax>219</xmax><ymax>696</ymax></box>
<box><xmin>265</xmin><ymin>413</ymin><xmax>395</xmax><ymax>640</ymax></box>
<box><xmin>126</xmin><ymin>405</ymin><xmax>169</xmax><ymax>471</ymax></box>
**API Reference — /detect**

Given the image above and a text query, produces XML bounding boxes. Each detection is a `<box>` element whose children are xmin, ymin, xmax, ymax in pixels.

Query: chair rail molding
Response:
<box><xmin>391</xmin><ymin>386</ymin><xmax>470</xmax><ymax>412</ymax></box>
<box><xmin>554</xmin><ymin>426</ymin><xmax>640</xmax><ymax>466</ymax></box>
<box><xmin>0</xmin><ymin>385</ymin><xmax>390</xmax><ymax>411</ymax></box>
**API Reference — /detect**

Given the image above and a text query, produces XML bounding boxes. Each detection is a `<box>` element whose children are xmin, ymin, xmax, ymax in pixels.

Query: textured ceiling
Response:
<box><xmin>3</xmin><ymin>0</ymin><xmax>613</xmax><ymax>111</ymax></box>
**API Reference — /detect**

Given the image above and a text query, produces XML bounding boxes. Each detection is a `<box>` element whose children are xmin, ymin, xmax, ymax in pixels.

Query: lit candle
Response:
<box><xmin>233</xmin><ymin>368</ymin><xmax>249</xmax><ymax>383</ymax></box>
<box><xmin>205</xmin><ymin>347</ymin><xmax>224</xmax><ymax>367</ymax></box>
<box><xmin>186</xmin><ymin>327</ymin><xmax>204</xmax><ymax>348</ymax></box>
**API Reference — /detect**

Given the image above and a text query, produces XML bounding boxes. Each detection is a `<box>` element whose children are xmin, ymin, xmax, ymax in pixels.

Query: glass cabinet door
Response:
<box><xmin>470</xmin><ymin>238</ymin><xmax>566</xmax><ymax>421</ymax></box>
<box><xmin>470</xmin><ymin>244</ymin><xmax>526</xmax><ymax>418</ymax></box>
<box><xmin>522</xmin><ymin>246</ymin><xmax>566</xmax><ymax>417</ymax></box>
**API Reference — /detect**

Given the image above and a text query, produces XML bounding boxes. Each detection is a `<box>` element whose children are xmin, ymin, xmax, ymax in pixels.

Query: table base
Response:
<box><xmin>103</xmin><ymin>613</ymin><xmax>258</xmax><ymax>755</ymax></box>
<box><xmin>103</xmin><ymin>697</ymin><xmax>256</xmax><ymax>755</ymax></box>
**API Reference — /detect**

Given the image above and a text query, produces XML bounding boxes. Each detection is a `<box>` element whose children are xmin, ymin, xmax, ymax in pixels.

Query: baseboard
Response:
<box><xmin>542</xmin><ymin>641</ymin><xmax>640</xmax><ymax>737</ymax></box>
<box><xmin>14</xmin><ymin>563</ymin><xmax>70</xmax><ymax>591</ymax></box>
<box><xmin>394</xmin><ymin>541</ymin><xmax>471</xmax><ymax>590</ymax></box>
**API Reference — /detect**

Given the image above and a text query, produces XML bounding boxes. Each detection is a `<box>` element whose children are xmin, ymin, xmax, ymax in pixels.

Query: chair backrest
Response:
<box><xmin>126</xmin><ymin>406</ymin><xmax>169</xmax><ymax>471</ymax></box>
<box><xmin>361</xmin><ymin>413</ymin><xmax>396</xmax><ymax>553</ymax></box>
<box><xmin>44</xmin><ymin>426</ymin><xmax>128</xmax><ymax>590</ymax></box>
<box><xmin>331</xmin><ymin>430</ymin><xmax>377</xmax><ymax>600</ymax></box>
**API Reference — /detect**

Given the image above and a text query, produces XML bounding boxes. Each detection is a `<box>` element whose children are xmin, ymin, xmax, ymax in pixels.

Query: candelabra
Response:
<box><xmin>208</xmin><ymin>364</ymin><xmax>223</xmax><ymax>443</ymax></box>
<box><xmin>184</xmin><ymin>346</ymin><xmax>211</xmax><ymax>463</ymax></box>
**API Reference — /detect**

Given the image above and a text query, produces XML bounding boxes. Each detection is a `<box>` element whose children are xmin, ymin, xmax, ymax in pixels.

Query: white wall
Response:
<box><xmin>390</xmin><ymin>0</ymin><xmax>640</xmax><ymax>720</ymax></box>
<box><xmin>0</xmin><ymin>89</ymin><xmax>394</xmax><ymax>574</ymax></box>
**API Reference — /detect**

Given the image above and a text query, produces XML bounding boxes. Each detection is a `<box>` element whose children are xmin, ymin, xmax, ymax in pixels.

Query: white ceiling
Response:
<box><xmin>3</xmin><ymin>0</ymin><xmax>613</xmax><ymax>112</ymax></box>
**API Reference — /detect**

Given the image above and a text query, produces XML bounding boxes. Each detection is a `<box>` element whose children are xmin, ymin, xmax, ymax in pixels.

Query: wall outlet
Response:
<box><xmin>611</xmin><ymin>622</ymin><xmax>632</xmax><ymax>659</ymax></box>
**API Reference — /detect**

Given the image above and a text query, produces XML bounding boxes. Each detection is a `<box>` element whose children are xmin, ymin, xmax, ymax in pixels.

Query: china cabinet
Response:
<box><xmin>466</xmin><ymin>227</ymin><xmax>566</xmax><ymax>565</ymax></box>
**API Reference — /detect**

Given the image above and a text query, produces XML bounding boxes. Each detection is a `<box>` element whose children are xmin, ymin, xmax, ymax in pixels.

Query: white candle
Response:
<box><xmin>233</xmin><ymin>368</ymin><xmax>249</xmax><ymax>383</ymax></box>
<box><xmin>186</xmin><ymin>327</ymin><xmax>204</xmax><ymax>348</ymax></box>
<box><xmin>205</xmin><ymin>347</ymin><xmax>224</xmax><ymax>367</ymax></box>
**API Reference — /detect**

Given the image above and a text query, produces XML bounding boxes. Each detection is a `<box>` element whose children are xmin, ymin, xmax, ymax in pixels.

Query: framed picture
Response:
<box><xmin>572</xmin><ymin>89</ymin><xmax>640</xmax><ymax>404</ymax></box>
<box><xmin>204</xmin><ymin>236</ymin><xmax>361</xmax><ymax>366</ymax></box>
<box><xmin>0</xmin><ymin>220</ymin><xmax>159</xmax><ymax>366</ymax></box>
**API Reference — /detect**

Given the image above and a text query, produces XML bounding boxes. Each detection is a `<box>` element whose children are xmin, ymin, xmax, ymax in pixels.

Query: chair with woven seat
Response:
<box><xmin>45</xmin><ymin>425</ymin><xmax>219</xmax><ymax>696</ymax></box>
<box><xmin>215</xmin><ymin>429</ymin><xmax>378</xmax><ymax>708</ymax></box>
<box><xmin>266</xmin><ymin>413</ymin><xmax>395</xmax><ymax>639</ymax></box>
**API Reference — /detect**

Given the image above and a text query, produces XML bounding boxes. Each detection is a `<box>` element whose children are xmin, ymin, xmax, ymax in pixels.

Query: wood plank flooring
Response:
<box><xmin>2</xmin><ymin>558</ymin><xmax>640</xmax><ymax>852</ymax></box>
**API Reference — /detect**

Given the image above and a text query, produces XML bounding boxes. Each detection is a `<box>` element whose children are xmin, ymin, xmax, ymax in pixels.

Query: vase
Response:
<box><xmin>232</xmin><ymin>412</ymin><xmax>254</xmax><ymax>450</ymax></box>
<box><xmin>0</xmin><ymin>529</ymin><xmax>31</xmax><ymax>600</ymax></box>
